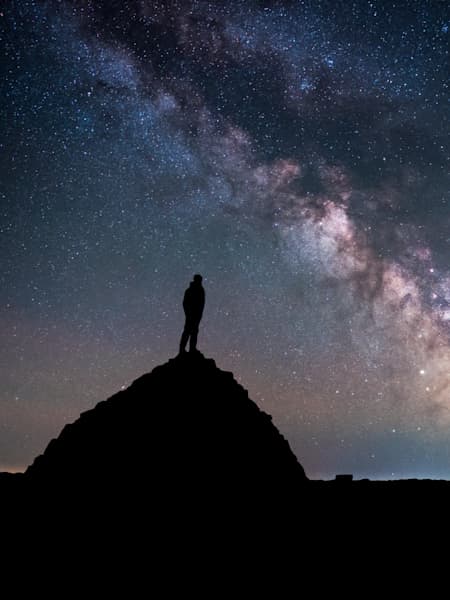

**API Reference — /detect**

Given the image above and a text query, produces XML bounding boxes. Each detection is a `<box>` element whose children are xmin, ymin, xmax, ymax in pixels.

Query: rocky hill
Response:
<box><xmin>25</xmin><ymin>351</ymin><xmax>307</xmax><ymax>510</ymax></box>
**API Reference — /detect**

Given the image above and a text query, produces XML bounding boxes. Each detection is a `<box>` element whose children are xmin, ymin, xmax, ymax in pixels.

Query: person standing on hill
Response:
<box><xmin>179</xmin><ymin>274</ymin><xmax>205</xmax><ymax>354</ymax></box>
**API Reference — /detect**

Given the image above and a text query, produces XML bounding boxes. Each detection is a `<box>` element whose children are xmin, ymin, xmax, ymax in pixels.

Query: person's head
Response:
<box><xmin>193</xmin><ymin>274</ymin><xmax>203</xmax><ymax>284</ymax></box>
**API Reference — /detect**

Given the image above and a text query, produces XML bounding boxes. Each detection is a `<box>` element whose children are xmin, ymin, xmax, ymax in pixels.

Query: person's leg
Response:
<box><xmin>179</xmin><ymin>320</ymin><xmax>190</xmax><ymax>353</ymax></box>
<box><xmin>189</xmin><ymin>322</ymin><xmax>199</xmax><ymax>352</ymax></box>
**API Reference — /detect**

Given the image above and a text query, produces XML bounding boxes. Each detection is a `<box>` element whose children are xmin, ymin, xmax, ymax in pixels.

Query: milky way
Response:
<box><xmin>1</xmin><ymin>0</ymin><xmax>449</xmax><ymax>478</ymax></box>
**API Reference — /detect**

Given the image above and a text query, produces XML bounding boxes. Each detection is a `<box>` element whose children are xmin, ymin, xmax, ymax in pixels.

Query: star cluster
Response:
<box><xmin>1</xmin><ymin>0</ymin><xmax>449</xmax><ymax>478</ymax></box>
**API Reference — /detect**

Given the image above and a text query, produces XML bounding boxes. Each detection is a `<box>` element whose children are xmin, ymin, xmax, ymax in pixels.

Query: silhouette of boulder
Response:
<box><xmin>25</xmin><ymin>352</ymin><xmax>307</xmax><ymax>507</ymax></box>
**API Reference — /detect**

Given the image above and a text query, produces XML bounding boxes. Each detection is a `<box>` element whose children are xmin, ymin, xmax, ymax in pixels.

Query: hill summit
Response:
<box><xmin>25</xmin><ymin>352</ymin><xmax>307</xmax><ymax>504</ymax></box>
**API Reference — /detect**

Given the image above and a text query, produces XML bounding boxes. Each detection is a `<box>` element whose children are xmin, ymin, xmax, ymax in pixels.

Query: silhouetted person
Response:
<box><xmin>179</xmin><ymin>274</ymin><xmax>205</xmax><ymax>354</ymax></box>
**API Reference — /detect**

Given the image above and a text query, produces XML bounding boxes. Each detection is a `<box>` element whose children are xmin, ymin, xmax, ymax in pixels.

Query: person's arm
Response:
<box><xmin>200</xmin><ymin>288</ymin><xmax>205</xmax><ymax>313</ymax></box>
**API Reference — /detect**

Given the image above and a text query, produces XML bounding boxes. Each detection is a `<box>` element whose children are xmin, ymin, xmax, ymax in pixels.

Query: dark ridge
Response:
<box><xmin>2</xmin><ymin>353</ymin><xmax>450</xmax><ymax>568</ymax></box>
<box><xmin>24</xmin><ymin>352</ymin><xmax>307</xmax><ymax>506</ymax></box>
<box><xmin>3</xmin><ymin>351</ymin><xmax>450</xmax><ymax>544</ymax></box>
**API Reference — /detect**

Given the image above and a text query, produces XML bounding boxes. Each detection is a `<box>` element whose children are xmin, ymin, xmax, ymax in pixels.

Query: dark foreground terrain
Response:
<box><xmin>1</xmin><ymin>352</ymin><xmax>448</xmax><ymax>573</ymax></box>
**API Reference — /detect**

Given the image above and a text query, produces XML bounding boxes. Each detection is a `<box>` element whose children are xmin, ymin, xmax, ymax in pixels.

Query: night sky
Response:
<box><xmin>1</xmin><ymin>0</ymin><xmax>449</xmax><ymax>479</ymax></box>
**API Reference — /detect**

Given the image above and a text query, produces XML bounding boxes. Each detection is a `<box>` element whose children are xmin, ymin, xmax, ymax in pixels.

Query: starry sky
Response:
<box><xmin>1</xmin><ymin>0</ymin><xmax>449</xmax><ymax>479</ymax></box>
